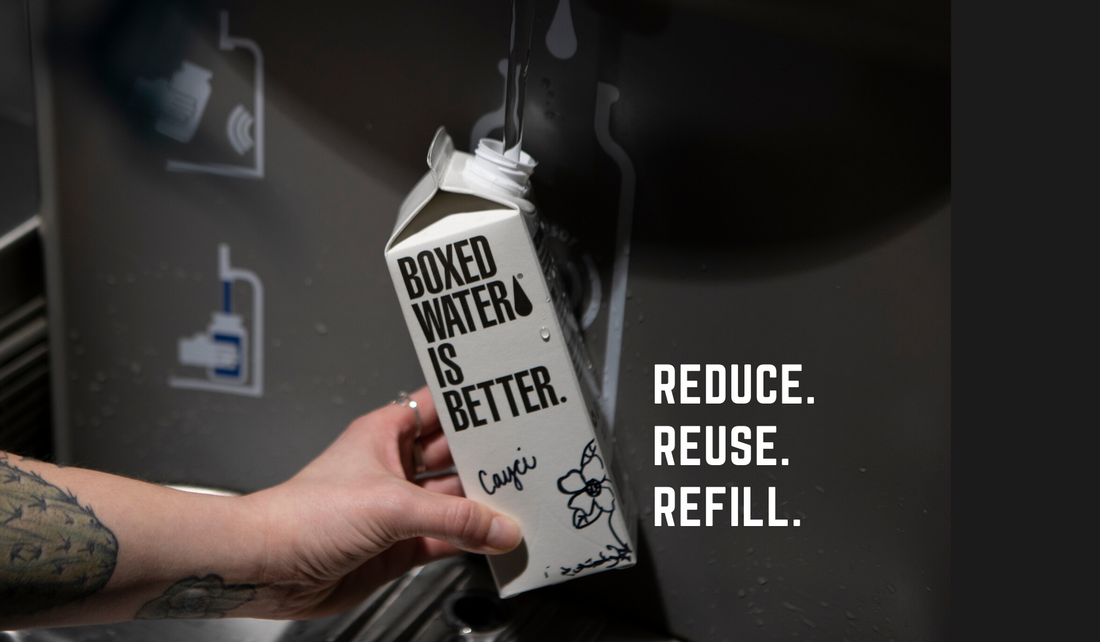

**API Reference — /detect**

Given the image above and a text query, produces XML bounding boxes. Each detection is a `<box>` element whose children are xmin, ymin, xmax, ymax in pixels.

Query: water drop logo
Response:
<box><xmin>226</xmin><ymin>104</ymin><xmax>255</xmax><ymax>155</ymax></box>
<box><xmin>512</xmin><ymin>275</ymin><xmax>533</xmax><ymax>317</ymax></box>
<box><xmin>546</xmin><ymin>0</ymin><xmax>577</xmax><ymax>60</ymax></box>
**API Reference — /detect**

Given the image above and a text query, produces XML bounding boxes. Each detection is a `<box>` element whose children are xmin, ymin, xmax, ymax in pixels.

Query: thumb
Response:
<box><xmin>383</xmin><ymin>484</ymin><xmax>522</xmax><ymax>555</ymax></box>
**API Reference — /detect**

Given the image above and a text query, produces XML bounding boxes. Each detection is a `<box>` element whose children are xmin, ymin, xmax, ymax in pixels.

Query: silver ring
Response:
<box><xmin>393</xmin><ymin>391</ymin><xmax>426</xmax><ymax>474</ymax></box>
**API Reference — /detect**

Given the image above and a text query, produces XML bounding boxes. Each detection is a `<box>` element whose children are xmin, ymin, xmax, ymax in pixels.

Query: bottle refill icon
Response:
<box><xmin>385</xmin><ymin>0</ymin><xmax>636</xmax><ymax>598</ymax></box>
<box><xmin>132</xmin><ymin>60</ymin><xmax>213</xmax><ymax>143</ymax></box>
<box><xmin>171</xmin><ymin>244</ymin><xmax>264</xmax><ymax>397</ymax></box>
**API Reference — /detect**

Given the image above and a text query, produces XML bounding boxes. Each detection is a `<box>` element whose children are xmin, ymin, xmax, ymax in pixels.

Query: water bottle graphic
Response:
<box><xmin>132</xmin><ymin>61</ymin><xmax>214</xmax><ymax>143</ymax></box>
<box><xmin>171</xmin><ymin>244</ymin><xmax>264</xmax><ymax>397</ymax></box>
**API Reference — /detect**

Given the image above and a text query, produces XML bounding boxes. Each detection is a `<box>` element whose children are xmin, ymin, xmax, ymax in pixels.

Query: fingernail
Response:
<box><xmin>486</xmin><ymin>515</ymin><xmax>521</xmax><ymax>552</ymax></box>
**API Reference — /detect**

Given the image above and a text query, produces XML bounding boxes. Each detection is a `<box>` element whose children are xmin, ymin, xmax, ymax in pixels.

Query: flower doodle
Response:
<box><xmin>557</xmin><ymin>440</ymin><xmax>615</xmax><ymax>528</ymax></box>
<box><xmin>556</xmin><ymin>440</ymin><xmax>633</xmax><ymax>576</ymax></box>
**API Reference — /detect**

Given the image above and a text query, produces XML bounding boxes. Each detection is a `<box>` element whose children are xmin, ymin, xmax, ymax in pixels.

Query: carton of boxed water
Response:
<box><xmin>384</xmin><ymin>128</ymin><xmax>636</xmax><ymax>597</ymax></box>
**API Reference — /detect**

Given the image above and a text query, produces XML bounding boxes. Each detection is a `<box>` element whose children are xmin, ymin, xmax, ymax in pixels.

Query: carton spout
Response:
<box><xmin>466</xmin><ymin>137</ymin><xmax>538</xmax><ymax>197</ymax></box>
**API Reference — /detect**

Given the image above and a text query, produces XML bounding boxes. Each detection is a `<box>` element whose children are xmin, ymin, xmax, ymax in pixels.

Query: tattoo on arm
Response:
<box><xmin>135</xmin><ymin>574</ymin><xmax>256</xmax><ymax>619</ymax></box>
<box><xmin>0</xmin><ymin>453</ymin><xmax>119</xmax><ymax>618</ymax></box>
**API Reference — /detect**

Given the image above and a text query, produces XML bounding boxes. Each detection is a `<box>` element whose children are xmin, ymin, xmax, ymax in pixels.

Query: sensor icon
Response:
<box><xmin>169</xmin><ymin>244</ymin><xmax>264</xmax><ymax>397</ymax></box>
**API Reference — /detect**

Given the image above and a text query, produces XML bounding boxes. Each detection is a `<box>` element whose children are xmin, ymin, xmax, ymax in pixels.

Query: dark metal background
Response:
<box><xmin>32</xmin><ymin>0</ymin><xmax>949</xmax><ymax>639</ymax></box>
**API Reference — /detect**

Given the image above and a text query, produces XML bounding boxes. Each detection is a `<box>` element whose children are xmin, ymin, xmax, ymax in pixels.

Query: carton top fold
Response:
<box><xmin>386</xmin><ymin>128</ymin><xmax>534</xmax><ymax>253</ymax></box>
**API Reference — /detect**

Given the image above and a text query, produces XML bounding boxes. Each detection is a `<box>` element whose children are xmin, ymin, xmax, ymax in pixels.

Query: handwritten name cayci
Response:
<box><xmin>652</xmin><ymin>364</ymin><xmax>811</xmax><ymax>528</ymax></box>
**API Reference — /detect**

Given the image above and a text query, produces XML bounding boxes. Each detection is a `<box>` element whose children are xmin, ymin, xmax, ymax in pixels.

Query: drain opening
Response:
<box><xmin>442</xmin><ymin>589</ymin><xmax>509</xmax><ymax>634</ymax></box>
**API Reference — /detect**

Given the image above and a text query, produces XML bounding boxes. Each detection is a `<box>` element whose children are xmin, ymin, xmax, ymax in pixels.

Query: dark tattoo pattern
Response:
<box><xmin>0</xmin><ymin>453</ymin><xmax>119</xmax><ymax>617</ymax></box>
<box><xmin>135</xmin><ymin>574</ymin><xmax>256</xmax><ymax>619</ymax></box>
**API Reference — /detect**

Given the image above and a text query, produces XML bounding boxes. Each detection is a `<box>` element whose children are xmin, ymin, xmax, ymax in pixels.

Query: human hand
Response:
<box><xmin>241</xmin><ymin>386</ymin><xmax>521</xmax><ymax>619</ymax></box>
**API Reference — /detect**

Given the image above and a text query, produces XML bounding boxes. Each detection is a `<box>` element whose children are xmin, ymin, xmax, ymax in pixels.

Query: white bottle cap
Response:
<box><xmin>464</xmin><ymin>137</ymin><xmax>537</xmax><ymax>197</ymax></box>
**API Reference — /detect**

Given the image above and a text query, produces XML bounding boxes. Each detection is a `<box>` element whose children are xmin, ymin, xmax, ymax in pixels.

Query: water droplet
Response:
<box><xmin>101</xmin><ymin>405</ymin><xmax>114</xmax><ymax>417</ymax></box>
<box><xmin>332</xmin><ymin>395</ymin><xmax>345</xmax><ymax>406</ymax></box>
<box><xmin>859</xmin><ymin>467</ymin><xmax>867</xmax><ymax>473</ymax></box>
<box><xmin>540</xmin><ymin>327</ymin><xmax>551</xmax><ymax>341</ymax></box>
<box><xmin>757</xmin><ymin>576</ymin><xmax>767</xmax><ymax>585</ymax></box>
<box><xmin>846</xmin><ymin>611</ymin><xmax>858</xmax><ymax>619</ymax></box>
<box><xmin>815</xmin><ymin>485</ymin><xmax>825</xmax><ymax>493</ymax></box>
<box><xmin>737</xmin><ymin>588</ymin><xmax>746</xmax><ymax>598</ymax></box>
<box><xmin>130</xmin><ymin>362</ymin><xmax>142</xmax><ymax>374</ymax></box>
<box><xmin>315</xmin><ymin>323</ymin><xmax>328</xmax><ymax>335</ymax></box>
<box><xmin>517</xmin><ymin>273</ymin><xmax>523</xmax><ymax>279</ymax></box>
<box><xmin>886</xmin><ymin>583</ymin><xmax>896</xmax><ymax>593</ymax></box>
<box><xmin>105</xmin><ymin>275</ymin><xmax>116</xmax><ymax>285</ymax></box>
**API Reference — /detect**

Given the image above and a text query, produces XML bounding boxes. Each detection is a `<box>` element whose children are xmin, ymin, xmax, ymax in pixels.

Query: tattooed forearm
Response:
<box><xmin>135</xmin><ymin>574</ymin><xmax>256</xmax><ymax>619</ymax></box>
<box><xmin>0</xmin><ymin>454</ymin><xmax>119</xmax><ymax>617</ymax></box>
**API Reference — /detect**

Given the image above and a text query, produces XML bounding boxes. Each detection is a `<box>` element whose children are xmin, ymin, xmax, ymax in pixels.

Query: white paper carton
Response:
<box><xmin>384</xmin><ymin>128</ymin><xmax>636</xmax><ymax>597</ymax></box>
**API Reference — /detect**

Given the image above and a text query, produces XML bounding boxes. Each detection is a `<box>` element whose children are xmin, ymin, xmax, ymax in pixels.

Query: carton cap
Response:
<box><xmin>465</xmin><ymin>138</ymin><xmax>537</xmax><ymax>197</ymax></box>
